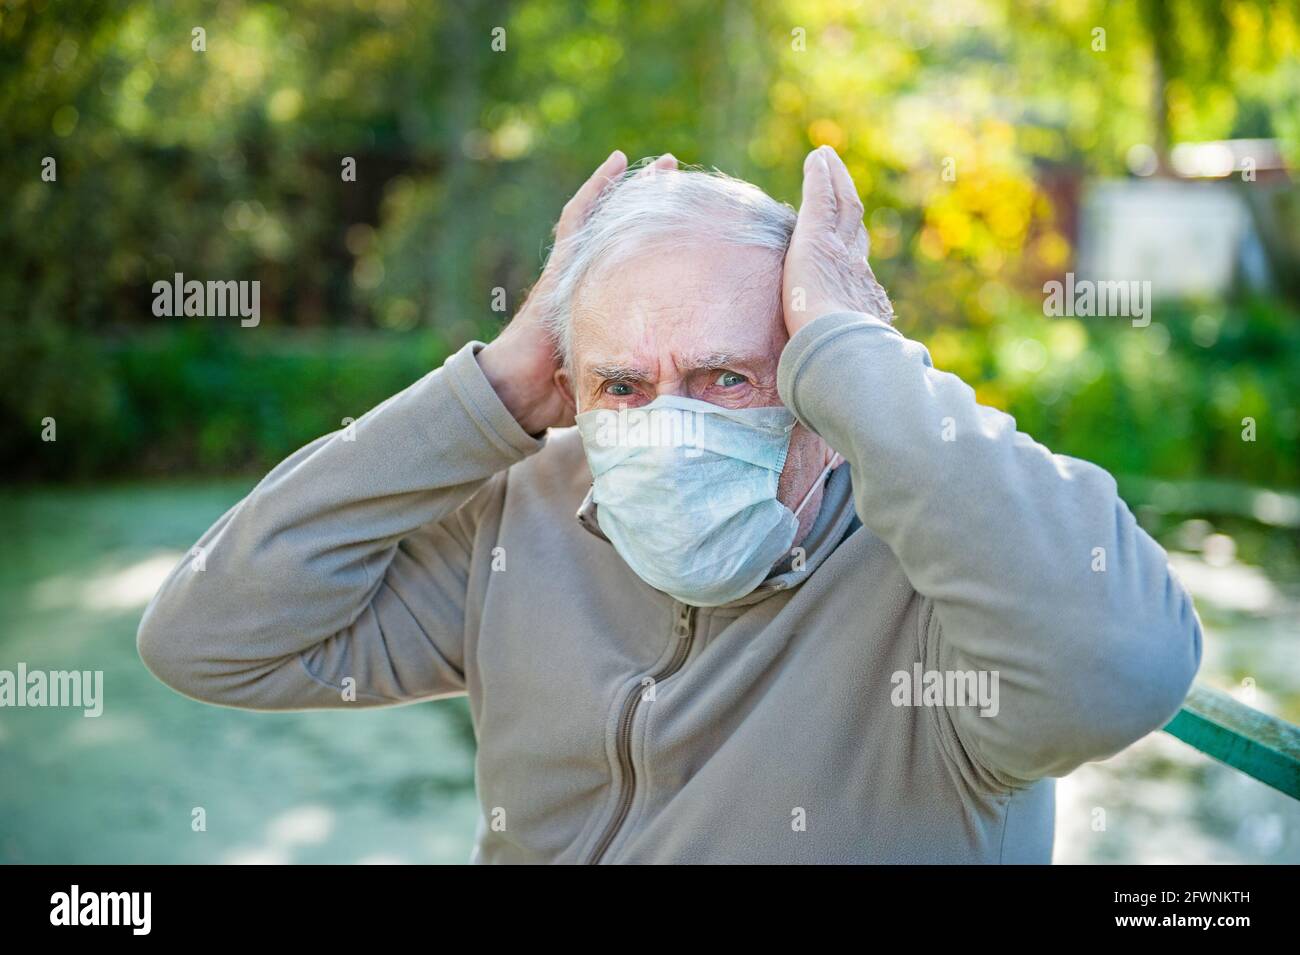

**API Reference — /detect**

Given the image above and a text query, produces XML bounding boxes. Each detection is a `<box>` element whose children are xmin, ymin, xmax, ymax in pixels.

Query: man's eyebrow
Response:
<box><xmin>587</xmin><ymin>352</ymin><xmax>766</xmax><ymax>380</ymax></box>
<box><xmin>678</xmin><ymin>351</ymin><xmax>752</xmax><ymax>371</ymax></box>
<box><xmin>589</xmin><ymin>362</ymin><xmax>650</xmax><ymax>382</ymax></box>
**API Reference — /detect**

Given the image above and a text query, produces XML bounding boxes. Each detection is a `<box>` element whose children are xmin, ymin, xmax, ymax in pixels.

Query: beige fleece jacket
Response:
<box><xmin>136</xmin><ymin>311</ymin><xmax>1203</xmax><ymax>863</ymax></box>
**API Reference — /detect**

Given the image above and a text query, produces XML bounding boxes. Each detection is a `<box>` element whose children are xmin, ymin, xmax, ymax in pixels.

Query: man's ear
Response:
<box><xmin>554</xmin><ymin>367</ymin><xmax>579</xmax><ymax>415</ymax></box>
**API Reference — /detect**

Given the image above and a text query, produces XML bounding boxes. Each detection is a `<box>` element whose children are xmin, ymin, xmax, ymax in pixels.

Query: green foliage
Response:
<box><xmin>2</xmin><ymin>299</ymin><xmax>1296</xmax><ymax>487</ymax></box>
<box><xmin>0</xmin><ymin>318</ymin><xmax>475</xmax><ymax>479</ymax></box>
<box><xmin>1</xmin><ymin>0</ymin><xmax>1298</xmax><ymax>486</ymax></box>
<box><xmin>947</xmin><ymin>298</ymin><xmax>1300</xmax><ymax>488</ymax></box>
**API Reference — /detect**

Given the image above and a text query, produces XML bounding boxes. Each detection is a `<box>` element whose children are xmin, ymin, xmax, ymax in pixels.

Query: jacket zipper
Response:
<box><xmin>586</xmin><ymin>602</ymin><xmax>697</xmax><ymax>864</ymax></box>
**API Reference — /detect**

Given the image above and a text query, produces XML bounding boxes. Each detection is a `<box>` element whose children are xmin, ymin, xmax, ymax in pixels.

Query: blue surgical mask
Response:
<box><xmin>575</xmin><ymin>394</ymin><xmax>833</xmax><ymax>607</ymax></box>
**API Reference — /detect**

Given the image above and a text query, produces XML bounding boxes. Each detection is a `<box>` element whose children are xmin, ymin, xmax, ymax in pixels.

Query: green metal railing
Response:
<box><xmin>1162</xmin><ymin>684</ymin><xmax>1300</xmax><ymax>799</ymax></box>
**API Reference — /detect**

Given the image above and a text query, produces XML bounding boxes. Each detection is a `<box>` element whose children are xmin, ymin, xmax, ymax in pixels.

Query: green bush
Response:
<box><xmin>935</xmin><ymin>297</ymin><xmax>1300</xmax><ymax>489</ymax></box>
<box><xmin>0</xmin><ymin>319</ymin><xmax>478</xmax><ymax>480</ymax></box>
<box><xmin>2</xmin><ymin>297</ymin><xmax>1298</xmax><ymax>489</ymax></box>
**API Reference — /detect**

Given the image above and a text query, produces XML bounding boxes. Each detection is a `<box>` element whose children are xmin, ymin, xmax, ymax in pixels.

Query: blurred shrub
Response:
<box><xmin>4</xmin><ymin>1</ymin><xmax>1298</xmax><ymax>491</ymax></box>
<box><xmin>929</xmin><ymin>296</ymin><xmax>1300</xmax><ymax>489</ymax></box>
<box><xmin>0</xmin><ymin>318</ymin><xmax>478</xmax><ymax>480</ymax></box>
<box><xmin>2</xmin><ymin>298</ymin><xmax>1297</xmax><ymax>487</ymax></box>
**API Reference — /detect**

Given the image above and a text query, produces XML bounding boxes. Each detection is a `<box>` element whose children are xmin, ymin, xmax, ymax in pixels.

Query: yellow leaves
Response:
<box><xmin>973</xmin><ymin>383</ymin><xmax>1009</xmax><ymax>412</ymax></box>
<box><xmin>1228</xmin><ymin>1</ymin><xmax>1265</xmax><ymax>64</ymax></box>
<box><xmin>921</xmin><ymin>161</ymin><xmax>1039</xmax><ymax>261</ymax></box>
<box><xmin>926</xmin><ymin>326</ymin><xmax>981</xmax><ymax>381</ymax></box>
<box><xmin>986</xmin><ymin>202</ymin><xmax>1027</xmax><ymax>242</ymax></box>
<box><xmin>1033</xmin><ymin>231</ymin><xmax>1072</xmax><ymax>271</ymax></box>
<box><xmin>1269</xmin><ymin>8</ymin><xmax>1300</xmax><ymax>58</ymax></box>
<box><xmin>807</xmin><ymin>118</ymin><xmax>845</xmax><ymax>150</ymax></box>
<box><xmin>934</xmin><ymin>205</ymin><xmax>972</xmax><ymax>250</ymax></box>
<box><xmin>918</xmin><ymin>226</ymin><xmax>946</xmax><ymax>261</ymax></box>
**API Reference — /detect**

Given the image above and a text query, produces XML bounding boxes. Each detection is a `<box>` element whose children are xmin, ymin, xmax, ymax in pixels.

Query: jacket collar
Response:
<box><xmin>573</xmin><ymin>461</ymin><xmax>859</xmax><ymax>610</ymax></box>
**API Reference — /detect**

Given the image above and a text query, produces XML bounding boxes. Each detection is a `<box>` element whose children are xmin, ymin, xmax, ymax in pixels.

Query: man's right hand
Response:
<box><xmin>479</xmin><ymin>149</ymin><xmax>677</xmax><ymax>435</ymax></box>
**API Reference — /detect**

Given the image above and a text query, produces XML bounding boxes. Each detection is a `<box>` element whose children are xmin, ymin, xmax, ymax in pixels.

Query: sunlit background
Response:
<box><xmin>2</xmin><ymin>0</ymin><xmax>1299</xmax><ymax>863</ymax></box>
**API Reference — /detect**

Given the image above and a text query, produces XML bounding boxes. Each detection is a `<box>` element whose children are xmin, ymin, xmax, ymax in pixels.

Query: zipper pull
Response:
<box><xmin>674</xmin><ymin>603</ymin><xmax>695</xmax><ymax>639</ymax></box>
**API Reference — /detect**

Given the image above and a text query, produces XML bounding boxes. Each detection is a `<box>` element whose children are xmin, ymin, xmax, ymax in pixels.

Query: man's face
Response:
<box><xmin>556</xmin><ymin>242</ymin><xmax>834</xmax><ymax>523</ymax></box>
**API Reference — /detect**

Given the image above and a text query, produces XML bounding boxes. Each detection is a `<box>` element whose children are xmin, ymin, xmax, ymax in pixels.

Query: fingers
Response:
<box><xmin>559</xmin><ymin>149</ymin><xmax>628</xmax><ymax>236</ymax></box>
<box><xmin>799</xmin><ymin>146</ymin><xmax>867</xmax><ymax>250</ymax></box>
<box><xmin>552</xmin><ymin>148</ymin><xmax>674</xmax><ymax>263</ymax></box>
<box><xmin>819</xmin><ymin>146</ymin><xmax>866</xmax><ymax>245</ymax></box>
<box><xmin>568</xmin><ymin>150</ymin><xmax>673</xmax><ymax>227</ymax></box>
<box><xmin>799</xmin><ymin>148</ymin><xmax>837</xmax><ymax>232</ymax></box>
<box><xmin>635</xmin><ymin>153</ymin><xmax>678</xmax><ymax>178</ymax></box>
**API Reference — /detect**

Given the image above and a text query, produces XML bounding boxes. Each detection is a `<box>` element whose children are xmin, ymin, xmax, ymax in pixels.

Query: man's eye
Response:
<box><xmin>606</xmin><ymin>382</ymin><xmax>635</xmax><ymax>397</ymax></box>
<box><xmin>716</xmin><ymin>371</ymin><xmax>746</xmax><ymax>388</ymax></box>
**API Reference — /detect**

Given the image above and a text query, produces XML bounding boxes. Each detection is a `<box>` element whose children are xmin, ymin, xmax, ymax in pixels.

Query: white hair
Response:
<box><xmin>537</xmin><ymin>159</ymin><xmax>797</xmax><ymax>370</ymax></box>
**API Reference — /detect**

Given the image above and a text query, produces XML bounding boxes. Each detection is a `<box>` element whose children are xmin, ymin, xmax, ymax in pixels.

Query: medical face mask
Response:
<box><xmin>575</xmin><ymin>393</ymin><xmax>837</xmax><ymax>607</ymax></box>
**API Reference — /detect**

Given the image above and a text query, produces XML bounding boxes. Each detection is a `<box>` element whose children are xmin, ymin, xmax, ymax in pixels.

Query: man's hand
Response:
<box><xmin>782</xmin><ymin>145</ymin><xmax>893</xmax><ymax>338</ymax></box>
<box><xmin>479</xmin><ymin>149</ymin><xmax>677</xmax><ymax>435</ymax></box>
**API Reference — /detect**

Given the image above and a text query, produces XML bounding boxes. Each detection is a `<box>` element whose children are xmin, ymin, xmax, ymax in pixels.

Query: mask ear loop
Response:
<box><xmin>792</xmin><ymin>451</ymin><xmax>845</xmax><ymax>519</ymax></box>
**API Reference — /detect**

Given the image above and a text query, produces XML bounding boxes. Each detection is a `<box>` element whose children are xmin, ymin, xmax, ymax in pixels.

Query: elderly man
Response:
<box><xmin>137</xmin><ymin>146</ymin><xmax>1202</xmax><ymax>864</ymax></box>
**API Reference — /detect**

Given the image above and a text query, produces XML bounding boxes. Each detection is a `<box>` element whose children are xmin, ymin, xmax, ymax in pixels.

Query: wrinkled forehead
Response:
<box><xmin>570</xmin><ymin>242</ymin><xmax>786</xmax><ymax>377</ymax></box>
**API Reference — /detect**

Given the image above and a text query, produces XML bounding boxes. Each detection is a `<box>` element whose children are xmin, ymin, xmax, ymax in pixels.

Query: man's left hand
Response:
<box><xmin>782</xmin><ymin>145</ymin><xmax>893</xmax><ymax>338</ymax></box>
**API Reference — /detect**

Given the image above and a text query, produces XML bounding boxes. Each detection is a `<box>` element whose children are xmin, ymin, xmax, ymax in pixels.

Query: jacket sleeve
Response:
<box><xmin>136</xmin><ymin>339</ymin><xmax>545</xmax><ymax>711</ymax></box>
<box><xmin>777</xmin><ymin>311</ymin><xmax>1203</xmax><ymax>787</ymax></box>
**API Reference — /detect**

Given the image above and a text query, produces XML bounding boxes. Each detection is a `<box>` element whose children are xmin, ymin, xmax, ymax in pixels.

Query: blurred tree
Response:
<box><xmin>0</xmin><ymin>0</ymin><xmax>1297</xmax><ymax>482</ymax></box>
